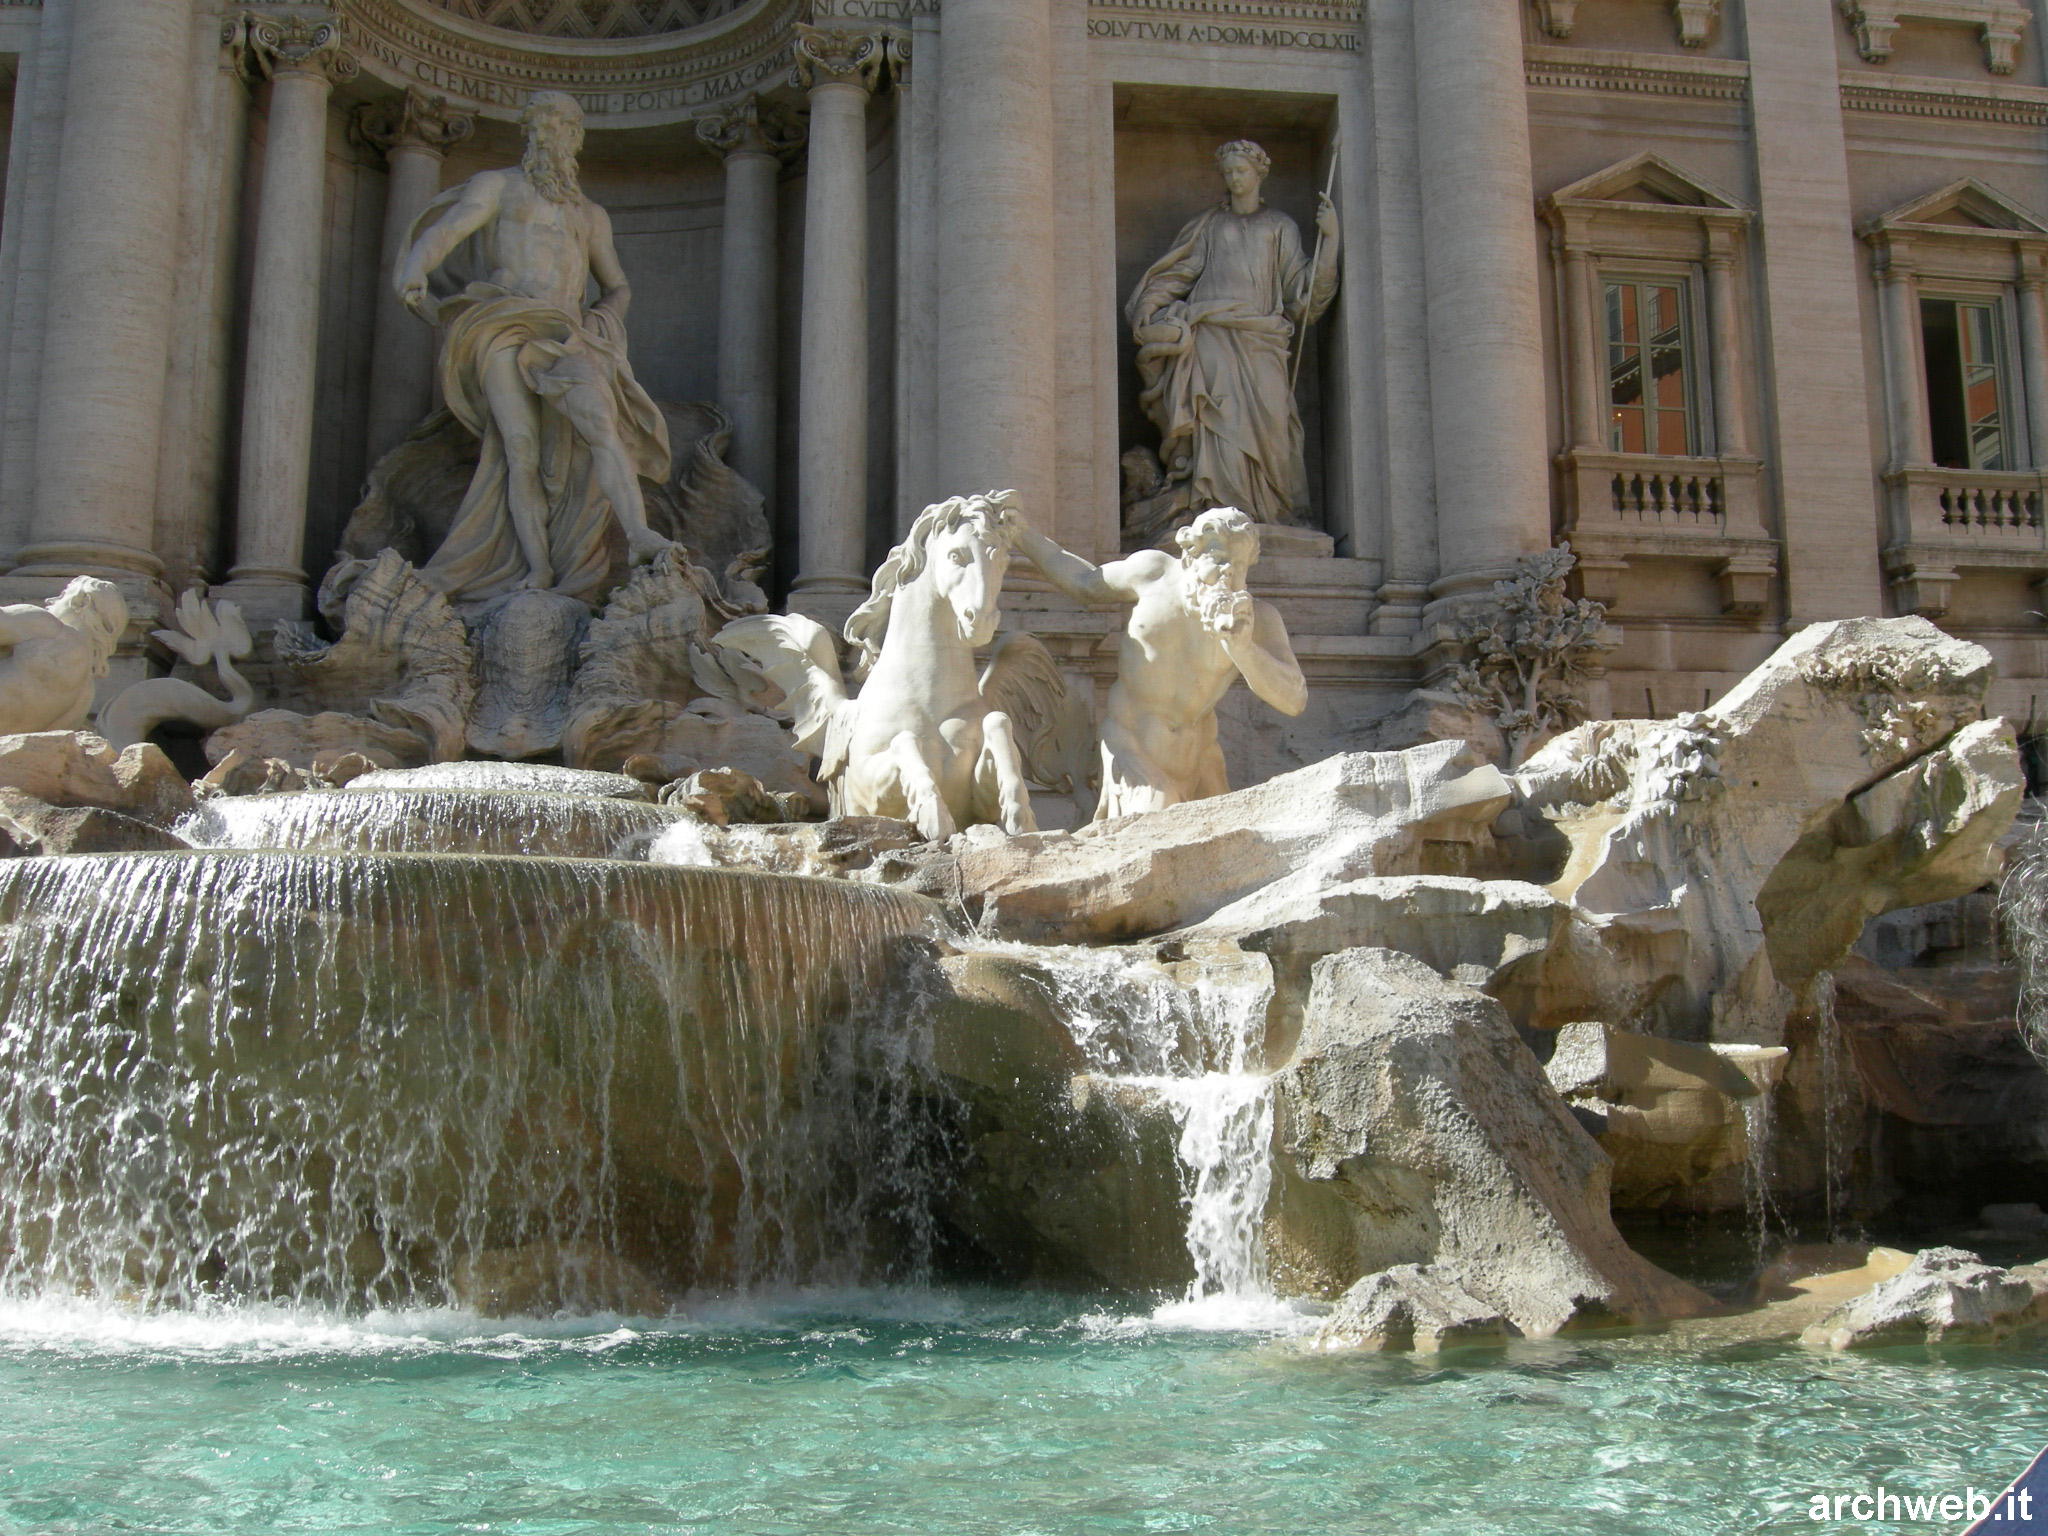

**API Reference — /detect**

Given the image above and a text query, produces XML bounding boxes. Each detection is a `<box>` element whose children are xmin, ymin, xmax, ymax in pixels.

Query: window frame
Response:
<box><xmin>1916</xmin><ymin>283</ymin><xmax>2029</xmax><ymax>473</ymax></box>
<box><xmin>1598</xmin><ymin>265</ymin><xmax>1713</xmax><ymax>460</ymax></box>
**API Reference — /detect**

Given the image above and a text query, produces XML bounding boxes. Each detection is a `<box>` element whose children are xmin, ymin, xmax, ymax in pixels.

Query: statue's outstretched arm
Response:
<box><xmin>1003</xmin><ymin>516</ymin><xmax>1141</xmax><ymax>606</ymax></box>
<box><xmin>1225</xmin><ymin>600</ymin><xmax>1308</xmax><ymax>716</ymax></box>
<box><xmin>395</xmin><ymin>174</ymin><xmax>502</xmax><ymax>312</ymax></box>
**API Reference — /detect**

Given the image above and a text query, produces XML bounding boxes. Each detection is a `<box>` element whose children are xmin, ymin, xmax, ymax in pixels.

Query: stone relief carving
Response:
<box><xmin>1447</xmin><ymin>543</ymin><xmax>1616</xmax><ymax>769</ymax></box>
<box><xmin>713</xmin><ymin>492</ymin><xmax>1077</xmax><ymax>840</ymax></box>
<box><xmin>790</xmin><ymin>23</ymin><xmax>890</xmax><ymax>92</ymax></box>
<box><xmin>0</xmin><ymin>578</ymin><xmax>127</xmax><ymax>736</ymax></box>
<box><xmin>693</xmin><ymin>92</ymin><xmax>807</xmax><ymax>161</ymax></box>
<box><xmin>396</xmin><ymin>90</ymin><xmax>675</xmax><ymax>608</ymax></box>
<box><xmin>97</xmin><ymin>595</ymin><xmax>257</xmax><ymax>752</ymax></box>
<box><xmin>234</xmin><ymin>11</ymin><xmax>359</xmax><ymax>83</ymax></box>
<box><xmin>1123</xmin><ymin>139</ymin><xmax>1338</xmax><ymax>548</ymax></box>
<box><xmin>1006</xmin><ymin>505</ymin><xmax>1306</xmax><ymax>819</ymax></box>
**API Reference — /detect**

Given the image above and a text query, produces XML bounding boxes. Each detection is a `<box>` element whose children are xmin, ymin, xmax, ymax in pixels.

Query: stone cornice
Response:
<box><xmin>1840</xmin><ymin>71</ymin><xmax>2048</xmax><ymax>126</ymax></box>
<box><xmin>1524</xmin><ymin>45</ymin><xmax>1749</xmax><ymax>102</ymax></box>
<box><xmin>338</xmin><ymin>0</ymin><xmax>804</xmax><ymax>127</ymax></box>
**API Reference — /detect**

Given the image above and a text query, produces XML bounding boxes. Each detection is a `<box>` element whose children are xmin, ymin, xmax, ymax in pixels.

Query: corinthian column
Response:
<box><xmin>933</xmin><ymin>0</ymin><xmax>1057</xmax><ymax>517</ymax></box>
<box><xmin>11</xmin><ymin>0</ymin><xmax>195</xmax><ymax>596</ymax></box>
<box><xmin>697</xmin><ymin>95</ymin><xmax>801</xmax><ymax>520</ymax></box>
<box><xmin>222</xmin><ymin>13</ymin><xmax>357</xmax><ymax>623</ymax></box>
<box><xmin>1413</xmin><ymin>0</ymin><xmax>1551</xmax><ymax>602</ymax></box>
<box><xmin>357</xmin><ymin>89</ymin><xmax>473</xmax><ymax>467</ymax></box>
<box><xmin>790</xmin><ymin>26</ymin><xmax>886</xmax><ymax>627</ymax></box>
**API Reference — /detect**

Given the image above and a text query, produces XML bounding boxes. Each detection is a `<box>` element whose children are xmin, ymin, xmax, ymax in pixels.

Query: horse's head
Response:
<box><xmin>846</xmin><ymin>490</ymin><xmax>1017</xmax><ymax>667</ymax></box>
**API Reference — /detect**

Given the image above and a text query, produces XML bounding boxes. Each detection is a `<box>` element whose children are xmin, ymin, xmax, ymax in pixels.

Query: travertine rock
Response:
<box><xmin>1517</xmin><ymin>618</ymin><xmax>2022</xmax><ymax>1043</ymax></box>
<box><xmin>465</xmin><ymin>588</ymin><xmax>588</xmax><ymax>760</ymax></box>
<box><xmin>0</xmin><ymin>789</ymin><xmax>188</xmax><ymax>854</ymax></box>
<box><xmin>0</xmin><ymin>730</ymin><xmax>192</xmax><ymax>826</ymax></box>
<box><xmin>1267</xmin><ymin>947</ymin><xmax>1712</xmax><ymax>1333</ymax></box>
<box><xmin>1801</xmin><ymin>1246</ymin><xmax>2048</xmax><ymax>1350</ymax></box>
<box><xmin>648</xmin><ymin>814</ymin><xmax>925</xmax><ymax>881</ymax></box>
<box><xmin>1309</xmin><ymin>1264</ymin><xmax>1517</xmax><ymax>1353</ymax></box>
<box><xmin>957</xmin><ymin>741</ymin><xmax>1512</xmax><ymax>944</ymax></box>
<box><xmin>657</xmin><ymin>767</ymin><xmax>808</xmax><ymax>828</ymax></box>
<box><xmin>1543</xmin><ymin>1021</ymin><xmax>1787</xmax><ymax>1208</ymax></box>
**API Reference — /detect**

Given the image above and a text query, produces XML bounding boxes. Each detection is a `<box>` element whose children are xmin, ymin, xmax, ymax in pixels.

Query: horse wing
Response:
<box><xmin>980</xmin><ymin>630</ymin><xmax>1098</xmax><ymax>803</ymax></box>
<box><xmin>711</xmin><ymin>614</ymin><xmax>853</xmax><ymax>763</ymax></box>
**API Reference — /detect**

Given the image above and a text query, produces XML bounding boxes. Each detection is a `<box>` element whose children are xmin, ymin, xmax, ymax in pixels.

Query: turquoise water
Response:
<box><xmin>1</xmin><ymin>1292</ymin><xmax>2043</xmax><ymax>1536</ymax></box>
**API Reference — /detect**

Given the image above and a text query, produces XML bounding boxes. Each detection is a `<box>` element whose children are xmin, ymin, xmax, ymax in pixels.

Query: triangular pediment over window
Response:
<box><xmin>1546</xmin><ymin>152</ymin><xmax>1748</xmax><ymax>214</ymax></box>
<box><xmin>1870</xmin><ymin>178</ymin><xmax>2048</xmax><ymax>237</ymax></box>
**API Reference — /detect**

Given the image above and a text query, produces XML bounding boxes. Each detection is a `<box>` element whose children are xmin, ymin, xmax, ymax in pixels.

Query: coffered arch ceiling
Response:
<box><xmin>417</xmin><ymin>0</ymin><xmax>754</xmax><ymax>40</ymax></box>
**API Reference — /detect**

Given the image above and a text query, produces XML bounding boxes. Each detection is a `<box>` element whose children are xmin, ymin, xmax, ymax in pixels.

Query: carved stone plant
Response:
<box><xmin>1449</xmin><ymin>542</ymin><xmax>1615</xmax><ymax>767</ymax></box>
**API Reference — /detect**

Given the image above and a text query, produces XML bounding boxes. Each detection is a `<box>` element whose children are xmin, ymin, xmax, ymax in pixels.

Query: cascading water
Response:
<box><xmin>177</xmin><ymin>788</ymin><xmax>695</xmax><ymax>859</ymax></box>
<box><xmin>974</xmin><ymin>943</ymin><xmax>1284</xmax><ymax>1314</ymax></box>
<box><xmin>0</xmin><ymin>849</ymin><xmax>939</xmax><ymax>1312</ymax></box>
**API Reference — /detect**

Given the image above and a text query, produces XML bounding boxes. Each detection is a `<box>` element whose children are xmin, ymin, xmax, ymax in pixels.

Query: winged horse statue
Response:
<box><xmin>712</xmin><ymin>490</ymin><xmax>1089</xmax><ymax>840</ymax></box>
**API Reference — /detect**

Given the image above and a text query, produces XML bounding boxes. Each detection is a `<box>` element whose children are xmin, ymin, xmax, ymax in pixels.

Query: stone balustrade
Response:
<box><xmin>1559</xmin><ymin>449</ymin><xmax>1775</xmax><ymax>616</ymax></box>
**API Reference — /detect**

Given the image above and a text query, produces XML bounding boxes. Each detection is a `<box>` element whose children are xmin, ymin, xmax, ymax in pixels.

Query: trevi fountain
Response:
<box><xmin>0</xmin><ymin>1</ymin><xmax>2043</xmax><ymax>1532</ymax></box>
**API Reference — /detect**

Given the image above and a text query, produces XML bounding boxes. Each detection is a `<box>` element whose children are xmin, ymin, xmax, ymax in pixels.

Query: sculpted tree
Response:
<box><xmin>1449</xmin><ymin>543</ymin><xmax>1614</xmax><ymax>767</ymax></box>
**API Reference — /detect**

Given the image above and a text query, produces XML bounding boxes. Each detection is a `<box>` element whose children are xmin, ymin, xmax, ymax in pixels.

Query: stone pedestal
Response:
<box><xmin>10</xmin><ymin>0</ymin><xmax>195</xmax><ymax>598</ymax></box>
<box><xmin>790</xmin><ymin>26</ymin><xmax>888</xmax><ymax>628</ymax></box>
<box><xmin>357</xmin><ymin>89</ymin><xmax>472</xmax><ymax>469</ymax></box>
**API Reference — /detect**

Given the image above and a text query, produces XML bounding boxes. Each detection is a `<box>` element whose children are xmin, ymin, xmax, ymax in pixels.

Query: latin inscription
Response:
<box><xmin>810</xmin><ymin>0</ymin><xmax>939</xmax><ymax>17</ymax></box>
<box><xmin>1085</xmin><ymin>16</ymin><xmax>1360</xmax><ymax>51</ymax></box>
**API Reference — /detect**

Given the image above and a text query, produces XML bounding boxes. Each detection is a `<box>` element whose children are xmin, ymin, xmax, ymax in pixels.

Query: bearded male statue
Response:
<box><xmin>0</xmin><ymin>576</ymin><xmax>128</xmax><ymax>735</ymax></box>
<box><xmin>1001</xmin><ymin>507</ymin><xmax>1306</xmax><ymax>819</ymax></box>
<box><xmin>1125</xmin><ymin>139</ymin><xmax>1337</xmax><ymax>545</ymax></box>
<box><xmin>396</xmin><ymin>91</ymin><xmax>672</xmax><ymax>607</ymax></box>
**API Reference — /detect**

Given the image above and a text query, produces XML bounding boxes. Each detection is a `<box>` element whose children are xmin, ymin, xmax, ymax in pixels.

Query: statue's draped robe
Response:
<box><xmin>1126</xmin><ymin>203</ymin><xmax>1335</xmax><ymax>529</ymax></box>
<box><xmin>408</xmin><ymin>186</ymin><xmax>670</xmax><ymax>608</ymax></box>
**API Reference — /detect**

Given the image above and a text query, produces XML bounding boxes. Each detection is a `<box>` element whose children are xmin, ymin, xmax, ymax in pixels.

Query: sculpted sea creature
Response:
<box><xmin>97</xmin><ymin>592</ymin><xmax>254</xmax><ymax>750</ymax></box>
<box><xmin>713</xmin><ymin>491</ymin><xmax>1072</xmax><ymax>840</ymax></box>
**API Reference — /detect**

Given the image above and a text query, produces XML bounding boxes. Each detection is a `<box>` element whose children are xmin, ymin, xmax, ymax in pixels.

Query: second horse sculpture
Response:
<box><xmin>713</xmin><ymin>492</ymin><xmax>1079</xmax><ymax>840</ymax></box>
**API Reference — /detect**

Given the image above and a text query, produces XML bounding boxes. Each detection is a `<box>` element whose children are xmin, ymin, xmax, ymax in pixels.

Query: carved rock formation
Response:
<box><xmin>214</xmin><ymin>551</ymin><xmax>475</xmax><ymax>770</ymax></box>
<box><xmin>1267</xmin><ymin>947</ymin><xmax>1715</xmax><ymax>1332</ymax></box>
<box><xmin>1309</xmin><ymin>1264</ymin><xmax>1518</xmax><ymax>1353</ymax></box>
<box><xmin>466</xmin><ymin>589</ymin><xmax>589</xmax><ymax>760</ymax></box>
<box><xmin>0</xmin><ymin>730</ymin><xmax>192</xmax><ymax>826</ymax></box>
<box><xmin>1800</xmin><ymin>1247</ymin><xmax>2048</xmax><ymax>1350</ymax></box>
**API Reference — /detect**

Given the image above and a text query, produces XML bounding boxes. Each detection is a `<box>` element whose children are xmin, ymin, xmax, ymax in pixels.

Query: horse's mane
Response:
<box><xmin>843</xmin><ymin>490</ymin><xmax>1014</xmax><ymax>672</ymax></box>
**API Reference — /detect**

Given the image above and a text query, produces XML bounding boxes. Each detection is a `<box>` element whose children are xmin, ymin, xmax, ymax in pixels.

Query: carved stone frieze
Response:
<box><xmin>352</xmin><ymin>85</ymin><xmax>476</xmax><ymax>157</ymax></box>
<box><xmin>1525</xmin><ymin>46</ymin><xmax>1749</xmax><ymax>102</ymax></box>
<box><xmin>339</xmin><ymin>0</ymin><xmax>807</xmax><ymax>128</ymax></box>
<box><xmin>791</xmin><ymin>23</ymin><xmax>887</xmax><ymax>94</ymax></box>
<box><xmin>1840</xmin><ymin>75</ymin><xmax>2048</xmax><ymax>125</ymax></box>
<box><xmin>237</xmin><ymin>11</ymin><xmax>360</xmax><ymax>82</ymax></box>
<box><xmin>693</xmin><ymin>91</ymin><xmax>806</xmax><ymax>161</ymax></box>
<box><xmin>1838</xmin><ymin>0</ymin><xmax>2030</xmax><ymax>74</ymax></box>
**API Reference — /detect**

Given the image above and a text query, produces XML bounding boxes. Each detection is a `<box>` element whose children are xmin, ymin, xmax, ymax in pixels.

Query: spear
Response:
<box><xmin>1291</xmin><ymin>136</ymin><xmax>1341</xmax><ymax>395</ymax></box>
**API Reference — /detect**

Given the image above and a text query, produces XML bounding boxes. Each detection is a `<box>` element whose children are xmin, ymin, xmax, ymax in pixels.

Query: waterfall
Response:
<box><xmin>969</xmin><ymin>943</ymin><xmax>1282</xmax><ymax>1311</ymax></box>
<box><xmin>177</xmin><ymin>789</ymin><xmax>695</xmax><ymax>859</ymax></box>
<box><xmin>0</xmin><ymin>851</ymin><xmax>939</xmax><ymax>1312</ymax></box>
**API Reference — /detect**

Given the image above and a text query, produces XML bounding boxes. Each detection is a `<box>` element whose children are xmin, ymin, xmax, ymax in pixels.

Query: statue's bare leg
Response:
<box><xmin>887</xmin><ymin>729</ymin><xmax>958</xmax><ymax>842</ymax></box>
<box><xmin>975</xmin><ymin>712</ymin><xmax>1038</xmax><ymax>836</ymax></box>
<box><xmin>481</xmin><ymin>348</ymin><xmax>555</xmax><ymax>590</ymax></box>
<box><xmin>558</xmin><ymin>382</ymin><xmax>669</xmax><ymax>564</ymax></box>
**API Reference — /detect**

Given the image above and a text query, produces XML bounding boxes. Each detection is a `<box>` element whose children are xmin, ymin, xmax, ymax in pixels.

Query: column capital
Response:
<box><xmin>695</xmin><ymin>93</ymin><xmax>806</xmax><ymax>164</ymax></box>
<box><xmin>352</xmin><ymin>87</ymin><xmax>474</xmax><ymax>160</ymax></box>
<box><xmin>231</xmin><ymin>11</ymin><xmax>358</xmax><ymax>85</ymax></box>
<box><xmin>791</xmin><ymin>24</ymin><xmax>889</xmax><ymax>96</ymax></box>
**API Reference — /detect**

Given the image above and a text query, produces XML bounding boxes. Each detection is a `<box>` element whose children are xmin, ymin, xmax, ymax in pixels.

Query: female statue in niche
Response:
<box><xmin>1124</xmin><ymin>139</ymin><xmax>1338</xmax><ymax>548</ymax></box>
